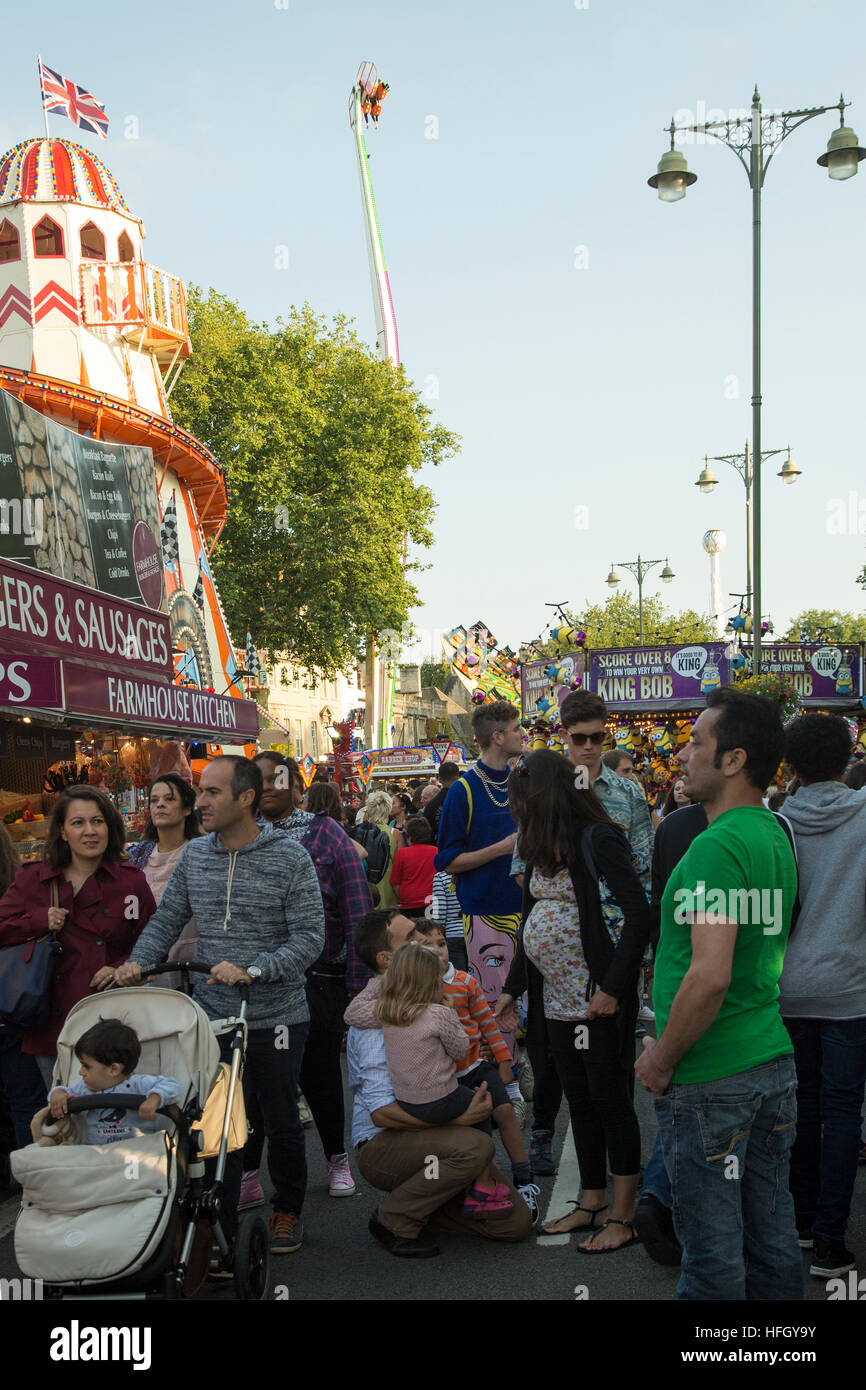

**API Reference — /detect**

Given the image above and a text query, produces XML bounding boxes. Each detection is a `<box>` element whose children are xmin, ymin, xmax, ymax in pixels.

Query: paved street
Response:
<box><xmin>3</xmin><ymin>1047</ymin><xmax>863</xmax><ymax>1304</ymax></box>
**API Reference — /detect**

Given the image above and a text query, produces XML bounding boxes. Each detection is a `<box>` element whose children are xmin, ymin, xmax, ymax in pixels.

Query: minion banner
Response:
<box><xmin>755</xmin><ymin>644</ymin><xmax>861</xmax><ymax>703</ymax></box>
<box><xmin>521</xmin><ymin>649</ymin><xmax>585</xmax><ymax>721</ymax></box>
<box><xmin>590</xmin><ymin>644</ymin><xmax>730</xmax><ymax>709</ymax></box>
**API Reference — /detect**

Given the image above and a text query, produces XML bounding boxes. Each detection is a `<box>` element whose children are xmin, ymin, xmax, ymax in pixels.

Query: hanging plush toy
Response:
<box><xmin>549</xmin><ymin>624</ymin><xmax>575</xmax><ymax>648</ymax></box>
<box><xmin>700</xmin><ymin>659</ymin><xmax>721</xmax><ymax>695</ymax></box>
<box><xmin>471</xmin><ymin>689</ymin><xmax>486</xmax><ymax>704</ymax></box>
<box><xmin>651</xmin><ymin>725</ymin><xmax>675</xmax><ymax>756</ymax></box>
<box><xmin>548</xmin><ymin>733</ymin><xmax>564</xmax><ymax>755</ymax></box>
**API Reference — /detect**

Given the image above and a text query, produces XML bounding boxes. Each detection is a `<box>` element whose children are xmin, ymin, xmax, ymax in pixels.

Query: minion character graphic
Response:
<box><xmin>700</xmin><ymin>659</ymin><xmax>721</xmax><ymax>695</ymax></box>
<box><xmin>836</xmin><ymin>663</ymin><xmax>854</xmax><ymax>697</ymax></box>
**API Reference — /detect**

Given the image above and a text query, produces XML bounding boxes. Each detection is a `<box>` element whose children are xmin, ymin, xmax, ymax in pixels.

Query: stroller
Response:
<box><xmin>11</xmin><ymin>961</ymin><xmax>270</xmax><ymax>1301</ymax></box>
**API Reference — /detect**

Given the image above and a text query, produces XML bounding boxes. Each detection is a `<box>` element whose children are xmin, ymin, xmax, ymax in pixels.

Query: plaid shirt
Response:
<box><xmin>273</xmin><ymin>811</ymin><xmax>372</xmax><ymax>993</ymax></box>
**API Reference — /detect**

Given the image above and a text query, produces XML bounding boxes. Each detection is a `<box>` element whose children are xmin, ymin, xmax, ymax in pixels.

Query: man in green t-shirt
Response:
<box><xmin>634</xmin><ymin>687</ymin><xmax>802</xmax><ymax>1301</ymax></box>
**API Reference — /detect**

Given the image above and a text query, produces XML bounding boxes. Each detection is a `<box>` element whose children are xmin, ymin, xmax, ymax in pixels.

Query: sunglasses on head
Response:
<box><xmin>567</xmin><ymin>730</ymin><xmax>606</xmax><ymax>746</ymax></box>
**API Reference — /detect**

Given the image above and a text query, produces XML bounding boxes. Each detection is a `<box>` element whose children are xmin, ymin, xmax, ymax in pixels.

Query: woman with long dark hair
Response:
<box><xmin>0</xmin><ymin>786</ymin><xmax>156</xmax><ymax>1106</ymax></box>
<box><xmin>497</xmin><ymin>751</ymin><xmax>652</xmax><ymax>1251</ymax></box>
<box><xmin>125</xmin><ymin>773</ymin><xmax>200</xmax><ymax>988</ymax></box>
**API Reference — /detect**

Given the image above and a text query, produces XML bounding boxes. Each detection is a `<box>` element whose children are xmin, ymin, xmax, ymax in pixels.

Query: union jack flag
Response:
<box><xmin>39</xmin><ymin>59</ymin><xmax>108</xmax><ymax>139</ymax></box>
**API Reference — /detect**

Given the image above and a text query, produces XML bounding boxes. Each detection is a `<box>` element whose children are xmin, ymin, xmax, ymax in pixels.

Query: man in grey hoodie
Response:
<box><xmin>115</xmin><ymin>756</ymin><xmax>325</xmax><ymax>1257</ymax></box>
<box><xmin>780</xmin><ymin>713</ymin><xmax>866</xmax><ymax>1280</ymax></box>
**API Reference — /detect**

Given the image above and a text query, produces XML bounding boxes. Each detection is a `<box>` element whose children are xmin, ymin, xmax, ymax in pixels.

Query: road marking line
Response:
<box><xmin>536</xmin><ymin>1122</ymin><xmax>581</xmax><ymax>1246</ymax></box>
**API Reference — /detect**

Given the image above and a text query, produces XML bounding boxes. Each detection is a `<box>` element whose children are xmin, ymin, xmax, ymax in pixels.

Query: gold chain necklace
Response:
<box><xmin>475</xmin><ymin>764</ymin><xmax>510</xmax><ymax>808</ymax></box>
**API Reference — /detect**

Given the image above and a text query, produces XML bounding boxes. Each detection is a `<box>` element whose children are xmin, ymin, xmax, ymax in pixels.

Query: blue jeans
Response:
<box><xmin>655</xmin><ymin>1056</ymin><xmax>803</xmax><ymax>1301</ymax></box>
<box><xmin>641</xmin><ymin>1131</ymin><xmax>672</xmax><ymax>1207</ymax></box>
<box><xmin>784</xmin><ymin>1016</ymin><xmax>866</xmax><ymax>1242</ymax></box>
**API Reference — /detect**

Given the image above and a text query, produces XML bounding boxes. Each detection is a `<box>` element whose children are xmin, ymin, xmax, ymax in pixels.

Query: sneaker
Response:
<box><xmin>269</xmin><ymin>1211</ymin><xmax>303</xmax><ymax>1254</ymax></box>
<box><xmin>796</xmin><ymin>1217</ymin><xmax>814</xmax><ymax>1250</ymax></box>
<box><xmin>461</xmin><ymin>1184</ymin><xmax>514</xmax><ymax>1220</ymax></box>
<box><xmin>638</xmin><ymin>1003</ymin><xmax>655</xmax><ymax>1021</ymax></box>
<box><xmin>529</xmin><ymin>1128</ymin><xmax>557</xmax><ymax>1177</ymax></box>
<box><xmin>327</xmin><ymin>1152</ymin><xmax>356</xmax><ymax>1198</ymax></box>
<box><xmin>809</xmin><ymin>1238</ymin><xmax>856</xmax><ymax>1279</ymax></box>
<box><xmin>238</xmin><ymin>1170</ymin><xmax>265</xmax><ymax>1210</ymax></box>
<box><xmin>297</xmin><ymin>1095</ymin><xmax>313</xmax><ymax>1127</ymax></box>
<box><xmin>517</xmin><ymin>1054</ymin><xmax>534</xmax><ymax>1102</ymax></box>
<box><xmin>207</xmin><ymin>1245</ymin><xmax>235</xmax><ymax>1279</ymax></box>
<box><xmin>517</xmin><ymin>1181</ymin><xmax>542</xmax><ymax>1227</ymax></box>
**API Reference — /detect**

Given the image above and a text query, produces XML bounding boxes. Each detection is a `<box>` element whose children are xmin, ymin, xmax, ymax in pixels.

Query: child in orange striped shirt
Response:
<box><xmin>345</xmin><ymin>921</ymin><xmax>537</xmax><ymax>1209</ymax></box>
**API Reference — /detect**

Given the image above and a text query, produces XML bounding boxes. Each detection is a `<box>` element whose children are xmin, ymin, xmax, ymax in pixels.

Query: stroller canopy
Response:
<box><xmin>53</xmin><ymin>987</ymin><xmax>222</xmax><ymax>1107</ymax></box>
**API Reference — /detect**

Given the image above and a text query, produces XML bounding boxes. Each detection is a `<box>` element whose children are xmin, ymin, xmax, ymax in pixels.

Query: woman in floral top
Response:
<box><xmin>498</xmin><ymin>751</ymin><xmax>652</xmax><ymax>1252</ymax></box>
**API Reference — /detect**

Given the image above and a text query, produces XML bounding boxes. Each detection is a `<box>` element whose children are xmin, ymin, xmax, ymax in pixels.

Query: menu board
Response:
<box><xmin>0</xmin><ymin>388</ymin><xmax>164</xmax><ymax>611</ymax></box>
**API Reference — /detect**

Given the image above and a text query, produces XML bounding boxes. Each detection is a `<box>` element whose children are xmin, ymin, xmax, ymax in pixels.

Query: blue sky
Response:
<box><xmin>5</xmin><ymin>0</ymin><xmax>866</xmax><ymax>660</ymax></box>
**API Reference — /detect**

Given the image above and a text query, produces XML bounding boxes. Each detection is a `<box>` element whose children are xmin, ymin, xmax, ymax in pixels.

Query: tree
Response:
<box><xmin>420</xmin><ymin>660</ymin><xmax>451</xmax><ymax>690</ymax></box>
<box><xmin>784</xmin><ymin>609</ymin><xmax>866</xmax><ymax>642</ymax></box>
<box><xmin>541</xmin><ymin>593</ymin><xmax>717</xmax><ymax>651</ymax></box>
<box><xmin>171</xmin><ymin>289</ymin><xmax>460</xmax><ymax>672</ymax></box>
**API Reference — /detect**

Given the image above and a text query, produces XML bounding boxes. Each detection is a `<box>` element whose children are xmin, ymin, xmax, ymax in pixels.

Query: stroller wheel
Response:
<box><xmin>234</xmin><ymin>1214</ymin><xmax>271</xmax><ymax>1301</ymax></box>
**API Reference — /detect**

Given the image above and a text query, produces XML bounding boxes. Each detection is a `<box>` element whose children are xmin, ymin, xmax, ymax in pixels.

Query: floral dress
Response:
<box><xmin>523</xmin><ymin>868</ymin><xmax>589</xmax><ymax>1021</ymax></box>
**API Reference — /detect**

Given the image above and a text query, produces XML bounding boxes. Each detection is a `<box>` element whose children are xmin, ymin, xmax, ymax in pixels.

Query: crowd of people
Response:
<box><xmin>0</xmin><ymin>690</ymin><xmax>864</xmax><ymax>1299</ymax></box>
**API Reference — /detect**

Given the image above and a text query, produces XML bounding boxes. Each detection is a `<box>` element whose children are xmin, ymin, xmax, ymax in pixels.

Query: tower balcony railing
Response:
<box><xmin>79</xmin><ymin>259</ymin><xmax>190</xmax><ymax>359</ymax></box>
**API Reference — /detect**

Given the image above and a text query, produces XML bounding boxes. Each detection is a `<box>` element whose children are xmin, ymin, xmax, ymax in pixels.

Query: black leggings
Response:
<box><xmin>546</xmin><ymin>1015</ymin><xmax>640</xmax><ymax>1188</ymax></box>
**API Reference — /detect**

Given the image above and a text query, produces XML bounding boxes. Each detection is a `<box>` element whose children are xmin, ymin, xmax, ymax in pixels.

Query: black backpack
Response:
<box><xmin>348</xmin><ymin>821</ymin><xmax>391</xmax><ymax>885</ymax></box>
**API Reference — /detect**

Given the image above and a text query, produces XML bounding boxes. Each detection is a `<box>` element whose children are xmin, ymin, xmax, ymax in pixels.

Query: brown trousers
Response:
<box><xmin>356</xmin><ymin>1126</ymin><xmax>532</xmax><ymax>1242</ymax></box>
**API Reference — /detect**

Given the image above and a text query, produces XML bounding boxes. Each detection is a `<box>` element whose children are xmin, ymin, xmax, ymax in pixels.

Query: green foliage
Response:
<box><xmin>731</xmin><ymin>672</ymin><xmax>802</xmax><ymax>723</ymax></box>
<box><xmin>546</xmin><ymin>593</ymin><xmax>717</xmax><ymax>650</ymax></box>
<box><xmin>171</xmin><ymin>289</ymin><xmax>460</xmax><ymax>673</ymax></box>
<box><xmin>783</xmin><ymin>609</ymin><xmax>866</xmax><ymax>643</ymax></box>
<box><xmin>420</xmin><ymin>660</ymin><xmax>452</xmax><ymax>690</ymax></box>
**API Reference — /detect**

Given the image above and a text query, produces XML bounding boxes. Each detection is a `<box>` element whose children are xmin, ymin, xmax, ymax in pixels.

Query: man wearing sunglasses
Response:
<box><xmin>559</xmin><ymin>691</ymin><xmax>654</xmax><ymax>892</ymax></box>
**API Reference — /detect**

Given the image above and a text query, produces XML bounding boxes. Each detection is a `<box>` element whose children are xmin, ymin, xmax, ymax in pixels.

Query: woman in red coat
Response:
<box><xmin>0</xmin><ymin>786</ymin><xmax>156</xmax><ymax>1099</ymax></box>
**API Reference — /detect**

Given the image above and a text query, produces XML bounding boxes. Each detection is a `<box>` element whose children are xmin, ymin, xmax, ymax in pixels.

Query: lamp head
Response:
<box><xmin>606</xmin><ymin>566</ymin><xmax>620</xmax><ymax>588</ymax></box>
<box><xmin>818</xmin><ymin>121</ymin><xmax>866</xmax><ymax>180</ymax></box>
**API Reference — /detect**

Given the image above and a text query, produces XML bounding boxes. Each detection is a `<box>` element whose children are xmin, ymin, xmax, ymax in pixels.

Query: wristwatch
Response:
<box><xmin>245</xmin><ymin>966</ymin><xmax>262</xmax><ymax>981</ymax></box>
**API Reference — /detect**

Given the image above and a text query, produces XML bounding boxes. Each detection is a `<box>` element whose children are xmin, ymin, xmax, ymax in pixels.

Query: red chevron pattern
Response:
<box><xmin>0</xmin><ymin>285</ymin><xmax>31</xmax><ymax>328</ymax></box>
<box><xmin>33</xmin><ymin>280</ymin><xmax>79</xmax><ymax>325</ymax></box>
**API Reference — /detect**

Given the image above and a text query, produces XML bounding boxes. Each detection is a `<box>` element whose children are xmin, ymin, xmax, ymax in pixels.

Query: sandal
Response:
<box><xmin>461</xmin><ymin>1185</ymin><xmax>514</xmax><ymax>1221</ymax></box>
<box><xmin>577</xmin><ymin>1217</ymin><xmax>641</xmax><ymax>1253</ymax></box>
<box><xmin>541</xmin><ymin>1200</ymin><xmax>608</xmax><ymax>1236</ymax></box>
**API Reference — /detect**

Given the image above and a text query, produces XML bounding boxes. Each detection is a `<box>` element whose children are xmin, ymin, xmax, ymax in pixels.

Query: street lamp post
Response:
<box><xmin>695</xmin><ymin>442</ymin><xmax>800</xmax><ymax>608</ymax></box>
<box><xmin>606</xmin><ymin>555</ymin><xmax>675</xmax><ymax>647</ymax></box>
<box><xmin>649</xmin><ymin>89</ymin><xmax>864</xmax><ymax>672</ymax></box>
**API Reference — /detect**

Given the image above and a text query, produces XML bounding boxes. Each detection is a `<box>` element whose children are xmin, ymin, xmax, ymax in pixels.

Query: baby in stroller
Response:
<box><xmin>46</xmin><ymin>1020</ymin><xmax>180</xmax><ymax>1147</ymax></box>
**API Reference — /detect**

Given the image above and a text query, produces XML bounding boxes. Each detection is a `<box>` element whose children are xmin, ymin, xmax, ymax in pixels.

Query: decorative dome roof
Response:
<box><xmin>0</xmin><ymin>137</ymin><xmax>129</xmax><ymax>212</ymax></box>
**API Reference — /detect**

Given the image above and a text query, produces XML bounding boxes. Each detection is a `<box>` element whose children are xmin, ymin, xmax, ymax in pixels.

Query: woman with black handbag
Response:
<box><xmin>495</xmin><ymin>751</ymin><xmax>652</xmax><ymax>1252</ymax></box>
<box><xmin>0</xmin><ymin>787</ymin><xmax>156</xmax><ymax>1117</ymax></box>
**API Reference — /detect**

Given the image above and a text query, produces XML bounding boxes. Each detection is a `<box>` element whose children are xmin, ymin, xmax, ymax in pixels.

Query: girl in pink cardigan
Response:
<box><xmin>374</xmin><ymin>943</ymin><xmax>512</xmax><ymax>1218</ymax></box>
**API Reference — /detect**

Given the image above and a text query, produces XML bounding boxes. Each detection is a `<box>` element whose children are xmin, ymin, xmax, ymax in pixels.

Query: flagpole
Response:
<box><xmin>37</xmin><ymin>55</ymin><xmax>50</xmax><ymax>138</ymax></box>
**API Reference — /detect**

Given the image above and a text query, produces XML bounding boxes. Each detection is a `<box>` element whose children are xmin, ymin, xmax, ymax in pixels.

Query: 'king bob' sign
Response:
<box><xmin>0</xmin><ymin>556</ymin><xmax>172</xmax><ymax>680</ymax></box>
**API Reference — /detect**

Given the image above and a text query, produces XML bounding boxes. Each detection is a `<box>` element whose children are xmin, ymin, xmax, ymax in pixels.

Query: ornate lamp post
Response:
<box><xmin>606</xmin><ymin>555</ymin><xmax>675</xmax><ymax>647</ymax></box>
<box><xmin>695</xmin><ymin>442</ymin><xmax>800</xmax><ymax>607</ymax></box>
<box><xmin>649</xmin><ymin>89</ymin><xmax>863</xmax><ymax>671</ymax></box>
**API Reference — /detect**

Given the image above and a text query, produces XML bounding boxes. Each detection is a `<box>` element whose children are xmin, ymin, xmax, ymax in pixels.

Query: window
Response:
<box><xmin>293</xmin><ymin>669</ymin><xmax>300</xmax><ymax>688</ymax></box>
<box><xmin>0</xmin><ymin>219</ymin><xmax>20</xmax><ymax>263</ymax></box>
<box><xmin>310</xmin><ymin>722</ymin><xmax>318</xmax><ymax>758</ymax></box>
<box><xmin>79</xmin><ymin>222</ymin><xmax>105</xmax><ymax>260</ymax></box>
<box><xmin>33</xmin><ymin>216</ymin><xmax>63</xmax><ymax>257</ymax></box>
<box><xmin>280</xmin><ymin>666</ymin><xmax>289</xmax><ymax>686</ymax></box>
<box><xmin>294</xmin><ymin>721</ymin><xmax>303</xmax><ymax>758</ymax></box>
<box><xmin>117</xmin><ymin>230</ymin><xmax>134</xmax><ymax>262</ymax></box>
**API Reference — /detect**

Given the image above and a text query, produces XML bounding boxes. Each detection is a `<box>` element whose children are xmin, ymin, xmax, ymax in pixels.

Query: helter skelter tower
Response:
<box><xmin>350</xmin><ymin>63</ymin><xmax>400</xmax><ymax>750</ymax></box>
<box><xmin>0</xmin><ymin>135</ymin><xmax>244</xmax><ymax>703</ymax></box>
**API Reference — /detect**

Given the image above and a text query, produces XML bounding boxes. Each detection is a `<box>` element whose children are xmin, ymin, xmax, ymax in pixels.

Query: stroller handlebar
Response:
<box><xmin>127</xmin><ymin>960</ymin><xmax>250</xmax><ymax>1002</ymax></box>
